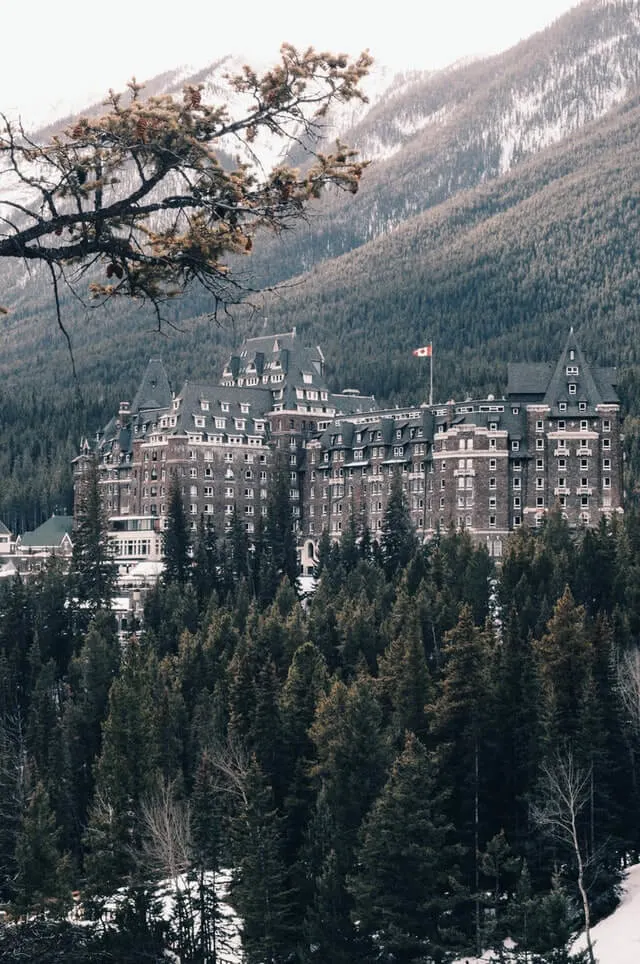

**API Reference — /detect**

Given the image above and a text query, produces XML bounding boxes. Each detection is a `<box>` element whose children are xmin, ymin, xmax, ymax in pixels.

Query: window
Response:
<box><xmin>536</xmin><ymin>438</ymin><xmax>544</xmax><ymax>450</ymax></box>
<box><xmin>536</xmin><ymin>477</ymin><xmax>544</xmax><ymax>489</ymax></box>
<box><xmin>489</xmin><ymin>422</ymin><xmax>498</xmax><ymax>432</ymax></box>
<box><xmin>511</xmin><ymin>440</ymin><xmax>519</xmax><ymax>452</ymax></box>
<box><xmin>536</xmin><ymin>459</ymin><xmax>544</xmax><ymax>470</ymax></box>
<box><xmin>489</xmin><ymin>496</ymin><xmax>497</xmax><ymax>509</ymax></box>
<box><xmin>603</xmin><ymin>459</ymin><xmax>611</xmax><ymax>470</ymax></box>
<box><xmin>569</xmin><ymin>383</ymin><xmax>577</xmax><ymax>395</ymax></box>
<box><xmin>514</xmin><ymin>515</ymin><xmax>521</xmax><ymax>527</ymax></box>
<box><xmin>513</xmin><ymin>459</ymin><xmax>521</xmax><ymax>471</ymax></box>
<box><xmin>603</xmin><ymin>476</ymin><xmax>611</xmax><ymax>489</ymax></box>
<box><xmin>558</xmin><ymin>477</ymin><xmax>566</xmax><ymax>489</ymax></box>
<box><xmin>490</xmin><ymin>459</ymin><xmax>497</xmax><ymax>471</ymax></box>
<box><xmin>566</xmin><ymin>366</ymin><xmax>579</xmax><ymax>376</ymax></box>
<box><xmin>581</xmin><ymin>495</ymin><xmax>589</xmax><ymax>507</ymax></box>
<box><xmin>603</xmin><ymin>419</ymin><xmax>611</xmax><ymax>432</ymax></box>
<box><xmin>580</xmin><ymin>420</ymin><xmax>588</xmax><ymax>432</ymax></box>
<box><xmin>558</xmin><ymin>458</ymin><xmax>566</xmax><ymax>470</ymax></box>
<box><xmin>489</xmin><ymin>477</ymin><xmax>496</xmax><ymax>489</ymax></box>
<box><xmin>489</xmin><ymin>515</ymin><xmax>496</xmax><ymax>528</ymax></box>
<box><xmin>513</xmin><ymin>496</ymin><xmax>521</xmax><ymax>508</ymax></box>
<box><xmin>513</xmin><ymin>477</ymin><xmax>521</xmax><ymax>490</ymax></box>
<box><xmin>490</xmin><ymin>439</ymin><xmax>497</xmax><ymax>450</ymax></box>
<box><xmin>603</xmin><ymin>438</ymin><xmax>611</xmax><ymax>450</ymax></box>
<box><xmin>558</xmin><ymin>420</ymin><xmax>566</xmax><ymax>431</ymax></box>
<box><xmin>536</xmin><ymin>420</ymin><xmax>544</xmax><ymax>432</ymax></box>
<box><xmin>536</xmin><ymin>496</ymin><xmax>544</xmax><ymax>507</ymax></box>
<box><xmin>579</xmin><ymin>401</ymin><xmax>587</xmax><ymax>412</ymax></box>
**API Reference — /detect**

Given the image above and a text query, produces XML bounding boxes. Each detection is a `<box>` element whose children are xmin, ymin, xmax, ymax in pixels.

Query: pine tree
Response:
<box><xmin>349</xmin><ymin>732</ymin><xmax>462</xmax><ymax>963</ymax></box>
<box><xmin>381</xmin><ymin>470</ymin><xmax>416</xmax><ymax>579</ymax></box>
<box><xmin>265</xmin><ymin>465</ymin><xmax>298</xmax><ymax>588</ymax></box>
<box><xmin>13</xmin><ymin>779</ymin><xmax>70</xmax><ymax>918</ymax></box>
<box><xmin>70</xmin><ymin>456</ymin><xmax>117</xmax><ymax>615</ymax></box>
<box><xmin>230</xmin><ymin>756</ymin><xmax>295</xmax><ymax>964</ymax></box>
<box><xmin>163</xmin><ymin>476</ymin><xmax>191</xmax><ymax>586</ymax></box>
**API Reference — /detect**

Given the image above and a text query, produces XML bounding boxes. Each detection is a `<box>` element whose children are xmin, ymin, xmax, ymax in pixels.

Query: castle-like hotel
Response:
<box><xmin>74</xmin><ymin>328</ymin><xmax>623</xmax><ymax>577</ymax></box>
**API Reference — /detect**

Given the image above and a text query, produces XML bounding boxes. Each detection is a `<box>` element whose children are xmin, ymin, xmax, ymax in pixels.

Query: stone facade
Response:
<box><xmin>74</xmin><ymin>328</ymin><xmax>623</xmax><ymax>570</ymax></box>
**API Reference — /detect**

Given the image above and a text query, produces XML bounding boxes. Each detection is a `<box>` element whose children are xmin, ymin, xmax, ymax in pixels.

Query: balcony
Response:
<box><xmin>553</xmin><ymin>486</ymin><xmax>570</xmax><ymax>496</ymax></box>
<box><xmin>577</xmin><ymin>486</ymin><xmax>593</xmax><ymax>496</ymax></box>
<box><xmin>576</xmin><ymin>447</ymin><xmax>592</xmax><ymax>457</ymax></box>
<box><xmin>453</xmin><ymin>469</ymin><xmax>476</xmax><ymax>477</ymax></box>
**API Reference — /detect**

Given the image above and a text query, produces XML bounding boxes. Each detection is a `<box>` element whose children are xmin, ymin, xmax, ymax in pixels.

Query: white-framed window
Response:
<box><xmin>579</xmin><ymin>401</ymin><xmax>587</xmax><ymax>412</ymax></box>
<box><xmin>489</xmin><ymin>496</ymin><xmax>497</xmax><ymax>509</ymax></box>
<box><xmin>536</xmin><ymin>459</ymin><xmax>544</xmax><ymax>470</ymax></box>
<box><xmin>489</xmin><ymin>477</ymin><xmax>496</xmax><ymax>489</ymax></box>
<box><xmin>580</xmin><ymin>420</ymin><xmax>588</xmax><ymax>431</ymax></box>
<box><xmin>490</xmin><ymin>458</ymin><xmax>497</xmax><ymax>470</ymax></box>
<box><xmin>489</xmin><ymin>515</ymin><xmax>496</xmax><ymax>528</ymax></box>
<box><xmin>603</xmin><ymin>419</ymin><xmax>611</xmax><ymax>432</ymax></box>
<box><xmin>536</xmin><ymin>438</ymin><xmax>544</xmax><ymax>450</ymax></box>
<box><xmin>190</xmin><ymin>503</ymin><xmax>198</xmax><ymax>515</ymax></box>
<box><xmin>511</xmin><ymin>440</ymin><xmax>520</xmax><ymax>451</ymax></box>
<box><xmin>603</xmin><ymin>459</ymin><xmax>611</xmax><ymax>470</ymax></box>
<box><xmin>536</xmin><ymin>477</ymin><xmax>544</xmax><ymax>489</ymax></box>
<box><xmin>559</xmin><ymin>402</ymin><xmax>567</xmax><ymax>412</ymax></box>
<box><xmin>603</xmin><ymin>476</ymin><xmax>611</xmax><ymax>489</ymax></box>
<box><xmin>536</xmin><ymin>496</ymin><xmax>544</xmax><ymax>507</ymax></box>
<box><xmin>513</xmin><ymin>496</ymin><xmax>521</xmax><ymax>508</ymax></box>
<box><xmin>566</xmin><ymin>366</ymin><xmax>579</xmax><ymax>376</ymax></box>
<box><xmin>514</xmin><ymin>515</ymin><xmax>521</xmax><ymax>527</ymax></box>
<box><xmin>513</xmin><ymin>477</ymin><xmax>521</xmax><ymax>490</ymax></box>
<box><xmin>536</xmin><ymin>420</ymin><xmax>544</xmax><ymax>432</ymax></box>
<box><xmin>603</xmin><ymin>438</ymin><xmax>611</xmax><ymax>450</ymax></box>
<box><xmin>490</xmin><ymin>439</ymin><xmax>497</xmax><ymax>450</ymax></box>
<box><xmin>569</xmin><ymin>383</ymin><xmax>577</xmax><ymax>395</ymax></box>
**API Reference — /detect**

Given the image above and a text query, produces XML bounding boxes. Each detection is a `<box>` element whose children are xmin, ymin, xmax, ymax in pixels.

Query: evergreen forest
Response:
<box><xmin>1</xmin><ymin>473</ymin><xmax>640</xmax><ymax>962</ymax></box>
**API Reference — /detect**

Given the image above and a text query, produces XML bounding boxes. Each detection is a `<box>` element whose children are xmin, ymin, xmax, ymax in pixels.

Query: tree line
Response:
<box><xmin>1</xmin><ymin>470</ymin><xmax>640</xmax><ymax>961</ymax></box>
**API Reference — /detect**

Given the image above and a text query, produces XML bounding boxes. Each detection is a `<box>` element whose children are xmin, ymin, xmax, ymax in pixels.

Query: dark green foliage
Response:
<box><xmin>163</xmin><ymin>477</ymin><xmax>191</xmax><ymax>586</ymax></box>
<box><xmin>349</xmin><ymin>732</ymin><xmax>462</xmax><ymax>963</ymax></box>
<box><xmin>13</xmin><ymin>778</ymin><xmax>70</xmax><ymax>918</ymax></box>
<box><xmin>70</xmin><ymin>457</ymin><xmax>116</xmax><ymax>616</ymax></box>
<box><xmin>230</xmin><ymin>756</ymin><xmax>296</xmax><ymax>964</ymax></box>
<box><xmin>381</xmin><ymin>471</ymin><xmax>417</xmax><ymax>579</ymax></box>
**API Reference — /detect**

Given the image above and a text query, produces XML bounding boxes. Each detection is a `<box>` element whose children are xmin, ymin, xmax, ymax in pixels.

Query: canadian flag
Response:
<box><xmin>413</xmin><ymin>344</ymin><xmax>432</xmax><ymax>357</ymax></box>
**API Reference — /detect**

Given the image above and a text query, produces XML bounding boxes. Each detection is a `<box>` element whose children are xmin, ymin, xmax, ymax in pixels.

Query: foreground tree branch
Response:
<box><xmin>0</xmin><ymin>45</ymin><xmax>371</xmax><ymax>320</ymax></box>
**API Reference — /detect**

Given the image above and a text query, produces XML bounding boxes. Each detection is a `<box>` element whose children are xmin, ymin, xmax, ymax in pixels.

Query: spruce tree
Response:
<box><xmin>381</xmin><ymin>470</ymin><xmax>416</xmax><ymax>578</ymax></box>
<box><xmin>70</xmin><ymin>456</ymin><xmax>117</xmax><ymax>615</ymax></box>
<box><xmin>163</xmin><ymin>476</ymin><xmax>191</xmax><ymax>586</ymax></box>
<box><xmin>13</xmin><ymin>779</ymin><xmax>70</xmax><ymax>919</ymax></box>
<box><xmin>349</xmin><ymin>732</ymin><xmax>462</xmax><ymax>963</ymax></box>
<box><xmin>230</xmin><ymin>756</ymin><xmax>295</xmax><ymax>964</ymax></box>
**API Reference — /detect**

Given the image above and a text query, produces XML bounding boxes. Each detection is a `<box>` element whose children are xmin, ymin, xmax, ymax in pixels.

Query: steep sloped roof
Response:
<box><xmin>130</xmin><ymin>358</ymin><xmax>172</xmax><ymax>414</ymax></box>
<box><xmin>19</xmin><ymin>515</ymin><xmax>73</xmax><ymax>548</ymax></box>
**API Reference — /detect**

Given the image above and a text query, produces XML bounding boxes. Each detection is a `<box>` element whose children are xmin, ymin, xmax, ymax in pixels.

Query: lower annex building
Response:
<box><xmin>74</xmin><ymin>328</ymin><xmax>623</xmax><ymax>575</ymax></box>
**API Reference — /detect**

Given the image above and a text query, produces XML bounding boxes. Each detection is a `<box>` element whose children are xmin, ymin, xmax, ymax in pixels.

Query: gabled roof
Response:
<box><xmin>0</xmin><ymin>521</ymin><xmax>11</xmax><ymax>536</ymax></box>
<box><xmin>507</xmin><ymin>331</ymin><xmax>619</xmax><ymax>408</ymax></box>
<box><xmin>19</xmin><ymin>515</ymin><xmax>73</xmax><ymax>549</ymax></box>
<box><xmin>130</xmin><ymin>358</ymin><xmax>172</xmax><ymax>414</ymax></box>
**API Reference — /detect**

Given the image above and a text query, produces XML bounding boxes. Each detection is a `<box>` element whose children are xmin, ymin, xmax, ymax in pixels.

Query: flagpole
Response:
<box><xmin>429</xmin><ymin>346</ymin><xmax>433</xmax><ymax>407</ymax></box>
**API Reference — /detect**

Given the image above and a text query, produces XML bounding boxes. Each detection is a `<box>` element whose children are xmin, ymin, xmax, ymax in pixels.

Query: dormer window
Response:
<box><xmin>221</xmin><ymin>402</ymin><xmax>230</xmax><ymax>413</ymax></box>
<box><xmin>568</xmin><ymin>383</ymin><xmax>577</xmax><ymax>395</ymax></box>
<box><xmin>194</xmin><ymin>416</ymin><xmax>205</xmax><ymax>428</ymax></box>
<box><xmin>558</xmin><ymin>402</ymin><xmax>567</xmax><ymax>412</ymax></box>
<box><xmin>241</xmin><ymin>403</ymin><xmax>250</xmax><ymax>414</ymax></box>
<box><xmin>579</xmin><ymin>401</ymin><xmax>587</xmax><ymax>412</ymax></box>
<box><xmin>303</xmin><ymin>372</ymin><xmax>313</xmax><ymax>384</ymax></box>
<box><xmin>566</xmin><ymin>366</ymin><xmax>579</xmax><ymax>376</ymax></box>
<box><xmin>200</xmin><ymin>400</ymin><xmax>209</xmax><ymax>411</ymax></box>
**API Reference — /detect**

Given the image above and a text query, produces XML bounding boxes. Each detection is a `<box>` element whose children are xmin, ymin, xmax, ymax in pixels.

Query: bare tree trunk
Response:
<box><xmin>532</xmin><ymin>750</ymin><xmax>596</xmax><ymax>964</ymax></box>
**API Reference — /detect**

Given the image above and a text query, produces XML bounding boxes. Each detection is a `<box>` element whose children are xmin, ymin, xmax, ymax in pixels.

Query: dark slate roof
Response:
<box><xmin>330</xmin><ymin>392</ymin><xmax>378</xmax><ymax>416</ymax></box>
<box><xmin>130</xmin><ymin>358</ymin><xmax>172</xmax><ymax>414</ymax></box>
<box><xmin>20</xmin><ymin>515</ymin><xmax>73</xmax><ymax>548</ymax></box>
<box><xmin>507</xmin><ymin>333</ymin><xmax>619</xmax><ymax>407</ymax></box>
<box><xmin>173</xmin><ymin>382</ymin><xmax>272</xmax><ymax>437</ymax></box>
<box><xmin>507</xmin><ymin>363</ymin><xmax>553</xmax><ymax>398</ymax></box>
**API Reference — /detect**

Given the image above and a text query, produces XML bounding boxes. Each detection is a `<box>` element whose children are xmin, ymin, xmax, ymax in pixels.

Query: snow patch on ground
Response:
<box><xmin>452</xmin><ymin>862</ymin><xmax>640</xmax><ymax>964</ymax></box>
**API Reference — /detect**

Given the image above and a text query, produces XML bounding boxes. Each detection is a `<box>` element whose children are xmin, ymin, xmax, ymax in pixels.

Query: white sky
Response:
<box><xmin>1</xmin><ymin>0</ymin><xmax>582</xmax><ymax>127</ymax></box>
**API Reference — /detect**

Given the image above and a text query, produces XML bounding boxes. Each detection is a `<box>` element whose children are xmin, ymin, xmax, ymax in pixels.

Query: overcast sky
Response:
<box><xmin>1</xmin><ymin>0</ymin><xmax>582</xmax><ymax>127</ymax></box>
